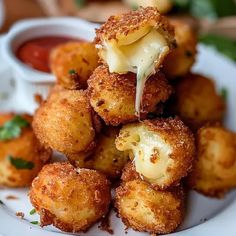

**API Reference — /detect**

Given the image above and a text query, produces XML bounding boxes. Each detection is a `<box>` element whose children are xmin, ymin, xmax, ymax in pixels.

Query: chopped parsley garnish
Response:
<box><xmin>220</xmin><ymin>87</ymin><xmax>228</xmax><ymax>101</ymax></box>
<box><xmin>30</xmin><ymin>221</ymin><xmax>39</xmax><ymax>225</ymax></box>
<box><xmin>131</xmin><ymin>4</ymin><xmax>139</xmax><ymax>10</ymax></box>
<box><xmin>30</xmin><ymin>208</ymin><xmax>36</xmax><ymax>215</ymax></box>
<box><xmin>8</xmin><ymin>156</ymin><xmax>34</xmax><ymax>170</ymax></box>
<box><xmin>68</xmin><ymin>69</ymin><xmax>77</xmax><ymax>75</ymax></box>
<box><xmin>0</xmin><ymin>115</ymin><xmax>29</xmax><ymax>141</ymax></box>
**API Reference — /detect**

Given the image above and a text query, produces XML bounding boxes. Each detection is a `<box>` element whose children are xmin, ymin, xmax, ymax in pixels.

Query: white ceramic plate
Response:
<box><xmin>0</xmin><ymin>41</ymin><xmax>236</xmax><ymax>236</ymax></box>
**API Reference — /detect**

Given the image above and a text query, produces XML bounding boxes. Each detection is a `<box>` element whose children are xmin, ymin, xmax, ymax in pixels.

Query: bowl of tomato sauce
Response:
<box><xmin>1</xmin><ymin>17</ymin><xmax>98</xmax><ymax>112</ymax></box>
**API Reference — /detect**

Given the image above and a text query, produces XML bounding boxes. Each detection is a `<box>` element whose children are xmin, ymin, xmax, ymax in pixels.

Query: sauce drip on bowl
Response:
<box><xmin>16</xmin><ymin>36</ymin><xmax>80</xmax><ymax>73</ymax></box>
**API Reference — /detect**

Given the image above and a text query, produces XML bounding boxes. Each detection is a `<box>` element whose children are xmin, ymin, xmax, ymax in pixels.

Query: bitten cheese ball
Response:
<box><xmin>33</xmin><ymin>85</ymin><xmax>101</xmax><ymax>155</ymax></box>
<box><xmin>188</xmin><ymin>125</ymin><xmax>236</xmax><ymax>197</ymax></box>
<box><xmin>116</xmin><ymin>118</ymin><xmax>195</xmax><ymax>189</ymax></box>
<box><xmin>163</xmin><ymin>20</ymin><xmax>197</xmax><ymax>78</ymax></box>
<box><xmin>88</xmin><ymin>65</ymin><xmax>172</xmax><ymax>126</ymax></box>
<box><xmin>0</xmin><ymin>113</ymin><xmax>51</xmax><ymax>187</ymax></box>
<box><xmin>115</xmin><ymin>179</ymin><xmax>185</xmax><ymax>234</ymax></box>
<box><xmin>50</xmin><ymin>42</ymin><xmax>99</xmax><ymax>89</ymax></box>
<box><xmin>173</xmin><ymin>74</ymin><xmax>226</xmax><ymax>130</ymax></box>
<box><xmin>29</xmin><ymin>162</ymin><xmax>111</xmax><ymax>233</ymax></box>
<box><xmin>68</xmin><ymin>127</ymin><xmax>129</xmax><ymax>179</ymax></box>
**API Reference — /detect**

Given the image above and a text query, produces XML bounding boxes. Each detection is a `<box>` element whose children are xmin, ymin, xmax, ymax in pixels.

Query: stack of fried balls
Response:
<box><xmin>0</xmin><ymin>7</ymin><xmax>235</xmax><ymax>235</ymax></box>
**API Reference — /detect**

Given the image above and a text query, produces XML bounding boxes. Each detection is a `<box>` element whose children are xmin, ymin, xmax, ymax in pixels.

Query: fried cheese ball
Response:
<box><xmin>33</xmin><ymin>85</ymin><xmax>101</xmax><ymax>155</ymax></box>
<box><xmin>29</xmin><ymin>162</ymin><xmax>111</xmax><ymax>232</ymax></box>
<box><xmin>116</xmin><ymin>118</ymin><xmax>195</xmax><ymax>189</ymax></box>
<box><xmin>163</xmin><ymin>20</ymin><xmax>197</xmax><ymax>78</ymax></box>
<box><xmin>115</xmin><ymin>179</ymin><xmax>185</xmax><ymax>234</ymax></box>
<box><xmin>50</xmin><ymin>42</ymin><xmax>99</xmax><ymax>89</ymax></box>
<box><xmin>95</xmin><ymin>7</ymin><xmax>175</xmax><ymax>114</ymax></box>
<box><xmin>68</xmin><ymin>127</ymin><xmax>129</xmax><ymax>179</ymax></box>
<box><xmin>188</xmin><ymin>125</ymin><xmax>236</xmax><ymax>197</ymax></box>
<box><xmin>95</xmin><ymin>7</ymin><xmax>175</xmax><ymax>73</ymax></box>
<box><xmin>88</xmin><ymin>65</ymin><xmax>172</xmax><ymax>126</ymax></box>
<box><xmin>173</xmin><ymin>74</ymin><xmax>226</xmax><ymax>130</ymax></box>
<box><xmin>0</xmin><ymin>113</ymin><xmax>51</xmax><ymax>187</ymax></box>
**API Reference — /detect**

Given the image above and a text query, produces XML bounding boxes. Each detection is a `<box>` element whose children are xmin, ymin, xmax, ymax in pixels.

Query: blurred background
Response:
<box><xmin>0</xmin><ymin>0</ymin><xmax>236</xmax><ymax>61</ymax></box>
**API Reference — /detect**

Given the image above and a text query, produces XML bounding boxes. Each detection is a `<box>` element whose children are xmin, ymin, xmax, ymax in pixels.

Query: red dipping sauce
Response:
<box><xmin>16</xmin><ymin>36</ymin><xmax>79</xmax><ymax>73</ymax></box>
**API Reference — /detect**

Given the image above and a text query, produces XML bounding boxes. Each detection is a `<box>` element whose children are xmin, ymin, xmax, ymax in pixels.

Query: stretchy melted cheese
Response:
<box><xmin>102</xmin><ymin>29</ymin><xmax>169</xmax><ymax>115</ymax></box>
<box><xmin>116</xmin><ymin>124</ymin><xmax>174</xmax><ymax>186</ymax></box>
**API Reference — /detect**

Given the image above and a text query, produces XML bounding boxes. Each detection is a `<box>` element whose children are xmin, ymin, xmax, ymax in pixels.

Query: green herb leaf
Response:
<box><xmin>220</xmin><ymin>87</ymin><xmax>228</xmax><ymax>101</ymax></box>
<box><xmin>131</xmin><ymin>4</ymin><xmax>139</xmax><ymax>10</ymax></box>
<box><xmin>74</xmin><ymin>0</ymin><xmax>86</xmax><ymax>7</ymax></box>
<box><xmin>30</xmin><ymin>221</ymin><xmax>39</xmax><ymax>225</ymax></box>
<box><xmin>30</xmin><ymin>209</ymin><xmax>36</xmax><ymax>215</ymax></box>
<box><xmin>0</xmin><ymin>116</ymin><xmax>30</xmax><ymax>141</ymax></box>
<box><xmin>0</xmin><ymin>200</ymin><xmax>3</xmax><ymax>204</ymax></box>
<box><xmin>200</xmin><ymin>34</ymin><xmax>236</xmax><ymax>62</ymax></box>
<box><xmin>8</xmin><ymin>156</ymin><xmax>34</xmax><ymax>170</ymax></box>
<box><xmin>68</xmin><ymin>69</ymin><xmax>76</xmax><ymax>75</ymax></box>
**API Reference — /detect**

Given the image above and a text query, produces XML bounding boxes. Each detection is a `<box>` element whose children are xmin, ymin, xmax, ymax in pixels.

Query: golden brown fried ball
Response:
<box><xmin>163</xmin><ymin>20</ymin><xmax>197</xmax><ymax>78</ymax></box>
<box><xmin>29</xmin><ymin>162</ymin><xmax>111</xmax><ymax>233</ymax></box>
<box><xmin>68</xmin><ymin>127</ymin><xmax>129</xmax><ymax>179</ymax></box>
<box><xmin>116</xmin><ymin>118</ymin><xmax>195</xmax><ymax>189</ymax></box>
<box><xmin>0</xmin><ymin>113</ymin><xmax>51</xmax><ymax>187</ymax></box>
<box><xmin>173</xmin><ymin>73</ymin><xmax>226</xmax><ymax>130</ymax></box>
<box><xmin>33</xmin><ymin>85</ymin><xmax>101</xmax><ymax>155</ymax></box>
<box><xmin>50</xmin><ymin>42</ymin><xmax>99</xmax><ymax>89</ymax></box>
<box><xmin>188</xmin><ymin>125</ymin><xmax>236</xmax><ymax>197</ymax></box>
<box><xmin>88</xmin><ymin>65</ymin><xmax>172</xmax><ymax>126</ymax></box>
<box><xmin>115</xmin><ymin>179</ymin><xmax>185</xmax><ymax>234</ymax></box>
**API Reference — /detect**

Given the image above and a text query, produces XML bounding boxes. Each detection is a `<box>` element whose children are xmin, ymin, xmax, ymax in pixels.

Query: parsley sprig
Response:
<box><xmin>0</xmin><ymin>116</ymin><xmax>30</xmax><ymax>141</ymax></box>
<box><xmin>8</xmin><ymin>156</ymin><xmax>34</xmax><ymax>170</ymax></box>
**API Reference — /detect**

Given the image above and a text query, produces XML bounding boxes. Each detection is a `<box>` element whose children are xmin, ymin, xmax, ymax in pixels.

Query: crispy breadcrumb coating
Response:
<box><xmin>88</xmin><ymin>65</ymin><xmax>172</xmax><ymax>126</ymax></box>
<box><xmin>188</xmin><ymin>125</ymin><xmax>236</xmax><ymax>198</ymax></box>
<box><xmin>115</xmin><ymin>179</ymin><xmax>185</xmax><ymax>234</ymax></box>
<box><xmin>173</xmin><ymin>73</ymin><xmax>226</xmax><ymax>130</ymax></box>
<box><xmin>68</xmin><ymin>127</ymin><xmax>129</xmax><ymax>179</ymax></box>
<box><xmin>29</xmin><ymin>162</ymin><xmax>111</xmax><ymax>233</ymax></box>
<box><xmin>163</xmin><ymin>19</ymin><xmax>197</xmax><ymax>78</ymax></box>
<box><xmin>50</xmin><ymin>42</ymin><xmax>99</xmax><ymax>90</ymax></box>
<box><xmin>33</xmin><ymin>85</ymin><xmax>101</xmax><ymax>155</ymax></box>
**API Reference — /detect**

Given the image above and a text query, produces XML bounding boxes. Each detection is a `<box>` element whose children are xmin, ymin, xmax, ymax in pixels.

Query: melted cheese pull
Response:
<box><xmin>102</xmin><ymin>28</ymin><xmax>169</xmax><ymax>116</ymax></box>
<box><xmin>116</xmin><ymin>125</ymin><xmax>173</xmax><ymax>186</ymax></box>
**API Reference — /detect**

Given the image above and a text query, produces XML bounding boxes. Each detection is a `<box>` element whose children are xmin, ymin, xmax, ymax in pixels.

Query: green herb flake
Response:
<box><xmin>131</xmin><ymin>4</ymin><xmax>139</xmax><ymax>10</ymax></box>
<box><xmin>220</xmin><ymin>88</ymin><xmax>228</xmax><ymax>101</ymax></box>
<box><xmin>30</xmin><ymin>209</ymin><xmax>36</xmax><ymax>215</ymax></box>
<box><xmin>0</xmin><ymin>200</ymin><xmax>3</xmax><ymax>204</ymax></box>
<box><xmin>68</xmin><ymin>69</ymin><xmax>76</xmax><ymax>75</ymax></box>
<box><xmin>0</xmin><ymin>116</ymin><xmax>30</xmax><ymax>141</ymax></box>
<box><xmin>8</xmin><ymin>156</ymin><xmax>34</xmax><ymax>170</ymax></box>
<box><xmin>30</xmin><ymin>221</ymin><xmax>39</xmax><ymax>225</ymax></box>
